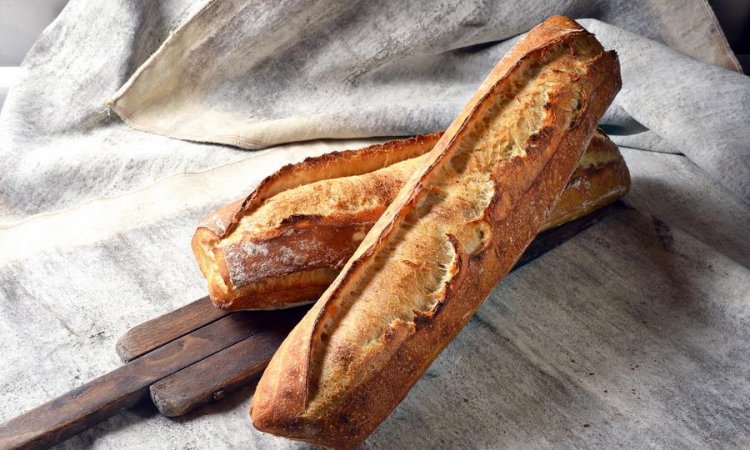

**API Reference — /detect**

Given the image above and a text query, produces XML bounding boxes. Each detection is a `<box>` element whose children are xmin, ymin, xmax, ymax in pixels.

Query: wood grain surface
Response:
<box><xmin>0</xmin><ymin>310</ymin><xmax>290</xmax><ymax>450</ymax></box>
<box><xmin>149</xmin><ymin>309</ymin><xmax>305</xmax><ymax>416</ymax></box>
<box><xmin>116</xmin><ymin>296</ymin><xmax>228</xmax><ymax>362</ymax></box>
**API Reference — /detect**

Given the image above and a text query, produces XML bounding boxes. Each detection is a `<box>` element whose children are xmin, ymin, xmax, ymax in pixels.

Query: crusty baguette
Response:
<box><xmin>250</xmin><ymin>16</ymin><xmax>621</xmax><ymax>448</ymax></box>
<box><xmin>193</xmin><ymin>129</ymin><xmax>629</xmax><ymax>311</ymax></box>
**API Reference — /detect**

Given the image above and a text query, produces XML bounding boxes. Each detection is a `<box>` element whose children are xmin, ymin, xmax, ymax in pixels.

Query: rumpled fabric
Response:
<box><xmin>1</xmin><ymin>1</ymin><xmax>749</xmax><ymax>448</ymax></box>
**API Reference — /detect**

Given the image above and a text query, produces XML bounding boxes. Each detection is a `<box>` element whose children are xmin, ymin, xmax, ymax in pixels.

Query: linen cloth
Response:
<box><xmin>1</xmin><ymin>1</ymin><xmax>749</xmax><ymax>448</ymax></box>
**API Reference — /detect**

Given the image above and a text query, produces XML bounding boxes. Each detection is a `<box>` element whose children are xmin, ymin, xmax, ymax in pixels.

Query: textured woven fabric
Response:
<box><xmin>1</xmin><ymin>1</ymin><xmax>749</xmax><ymax>448</ymax></box>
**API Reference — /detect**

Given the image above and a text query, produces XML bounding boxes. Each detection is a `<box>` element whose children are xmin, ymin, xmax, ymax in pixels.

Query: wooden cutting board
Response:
<box><xmin>0</xmin><ymin>202</ymin><xmax>623</xmax><ymax>450</ymax></box>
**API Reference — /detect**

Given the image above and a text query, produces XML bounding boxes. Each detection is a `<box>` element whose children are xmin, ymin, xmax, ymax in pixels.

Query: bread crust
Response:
<box><xmin>193</xmin><ymin>128</ymin><xmax>629</xmax><ymax>311</ymax></box>
<box><xmin>192</xmin><ymin>134</ymin><xmax>439</xmax><ymax>309</ymax></box>
<box><xmin>250</xmin><ymin>16</ymin><xmax>621</xmax><ymax>448</ymax></box>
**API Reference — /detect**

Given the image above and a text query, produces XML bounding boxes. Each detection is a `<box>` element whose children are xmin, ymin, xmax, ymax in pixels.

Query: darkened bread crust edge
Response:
<box><xmin>204</xmin><ymin>134</ymin><xmax>440</xmax><ymax>238</ymax></box>
<box><xmin>192</xmin><ymin>128</ymin><xmax>628</xmax><ymax>311</ymax></box>
<box><xmin>193</xmin><ymin>130</ymin><xmax>629</xmax><ymax>311</ymax></box>
<box><xmin>250</xmin><ymin>16</ymin><xmax>621</xmax><ymax>448</ymax></box>
<box><xmin>191</xmin><ymin>134</ymin><xmax>441</xmax><ymax>307</ymax></box>
<box><xmin>542</xmin><ymin>130</ymin><xmax>629</xmax><ymax>230</ymax></box>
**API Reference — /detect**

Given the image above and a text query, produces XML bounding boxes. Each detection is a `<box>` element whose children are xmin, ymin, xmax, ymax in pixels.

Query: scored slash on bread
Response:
<box><xmin>193</xmin><ymin>129</ymin><xmax>629</xmax><ymax>311</ymax></box>
<box><xmin>193</xmin><ymin>130</ymin><xmax>629</xmax><ymax>311</ymax></box>
<box><xmin>248</xmin><ymin>16</ymin><xmax>621</xmax><ymax>448</ymax></box>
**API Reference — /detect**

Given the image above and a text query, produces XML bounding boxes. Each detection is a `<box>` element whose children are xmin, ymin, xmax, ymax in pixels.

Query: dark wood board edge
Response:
<box><xmin>515</xmin><ymin>201</ymin><xmax>624</xmax><ymax>269</ymax></box>
<box><xmin>116</xmin><ymin>296</ymin><xmax>227</xmax><ymax>362</ymax></box>
<box><xmin>0</xmin><ymin>312</ymin><xmax>278</xmax><ymax>450</ymax></box>
<box><xmin>149</xmin><ymin>310</ymin><xmax>302</xmax><ymax>417</ymax></box>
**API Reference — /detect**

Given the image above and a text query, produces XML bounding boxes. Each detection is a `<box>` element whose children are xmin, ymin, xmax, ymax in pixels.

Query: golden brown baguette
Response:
<box><xmin>250</xmin><ymin>16</ymin><xmax>621</xmax><ymax>448</ymax></box>
<box><xmin>193</xmin><ymin>129</ymin><xmax>629</xmax><ymax>311</ymax></box>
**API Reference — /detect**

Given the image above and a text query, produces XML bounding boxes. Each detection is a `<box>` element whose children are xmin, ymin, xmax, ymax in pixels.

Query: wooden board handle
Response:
<box><xmin>116</xmin><ymin>296</ymin><xmax>227</xmax><ymax>362</ymax></box>
<box><xmin>0</xmin><ymin>311</ymin><xmax>290</xmax><ymax>449</ymax></box>
<box><xmin>150</xmin><ymin>315</ymin><xmax>301</xmax><ymax>416</ymax></box>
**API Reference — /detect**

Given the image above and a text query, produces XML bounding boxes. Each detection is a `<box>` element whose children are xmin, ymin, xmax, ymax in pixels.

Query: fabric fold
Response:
<box><xmin>107</xmin><ymin>1</ymin><xmax>748</xmax><ymax>202</ymax></box>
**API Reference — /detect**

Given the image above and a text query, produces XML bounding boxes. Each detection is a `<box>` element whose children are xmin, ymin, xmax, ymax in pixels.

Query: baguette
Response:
<box><xmin>250</xmin><ymin>16</ymin><xmax>621</xmax><ymax>448</ymax></box>
<box><xmin>193</xmin><ymin>130</ymin><xmax>629</xmax><ymax>311</ymax></box>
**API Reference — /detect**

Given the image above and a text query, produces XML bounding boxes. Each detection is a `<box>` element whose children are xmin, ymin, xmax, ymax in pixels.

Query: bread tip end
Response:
<box><xmin>543</xmin><ymin>15</ymin><xmax>583</xmax><ymax>30</ymax></box>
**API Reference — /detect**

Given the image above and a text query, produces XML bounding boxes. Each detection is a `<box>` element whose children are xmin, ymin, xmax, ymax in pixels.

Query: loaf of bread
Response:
<box><xmin>250</xmin><ymin>16</ymin><xmax>621</xmax><ymax>448</ymax></box>
<box><xmin>193</xmin><ymin>129</ymin><xmax>629</xmax><ymax>311</ymax></box>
